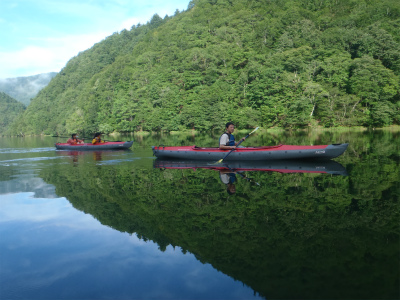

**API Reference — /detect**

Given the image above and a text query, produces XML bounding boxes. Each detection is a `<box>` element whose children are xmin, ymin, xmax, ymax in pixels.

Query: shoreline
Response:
<box><xmin>2</xmin><ymin>125</ymin><xmax>399</xmax><ymax>138</ymax></box>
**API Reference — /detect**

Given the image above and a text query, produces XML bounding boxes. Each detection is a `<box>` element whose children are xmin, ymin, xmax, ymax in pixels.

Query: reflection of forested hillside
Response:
<box><xmin>0</xmin><ymin>165</ymin><xmax>16</xmax><ymax>182</ymax></box>
<box><xmin>40</xmin><ymin>132</ymin><xmax>399</xmax><ymax>299</ymax></box>
<box><xmin>11</xmin><ymin>0</ymin><xmax>400</xmax><ymax>135</ymax></box>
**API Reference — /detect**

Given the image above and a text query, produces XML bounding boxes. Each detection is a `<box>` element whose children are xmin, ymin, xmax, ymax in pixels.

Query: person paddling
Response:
<box><xmin>92</xmin><ymin>132</ymin><xmax>105</xmax><ymax>144</ymax></box>
<box><xmin>67</xmin><ymin>134</ymin><xmax>83</xmax><ymax>145</ymax></box>
<box><xmin>219</xmin><ymin>122</ymin><xmax>245</xmax><ymax>150</ymax></box>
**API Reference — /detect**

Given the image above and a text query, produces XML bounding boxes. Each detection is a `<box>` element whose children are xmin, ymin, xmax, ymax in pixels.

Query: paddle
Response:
<box><xmin>223</xmin><ymin>163</ymin><xmax>260</xmax><ymax>186</ymax></box>
<box><xmin>52</xmin><ymin>135</ymin><xmax>92</xmax><ymax>140</ymax></box>
<box><xmin>215</xmin><ymin>127</ymin><xmax>259</xmax><ymax>164</ymax></box>
<box><xmin>54</xmin><ymin>136</ymin><xmax>123</xmax><ymax>143</ymax></box>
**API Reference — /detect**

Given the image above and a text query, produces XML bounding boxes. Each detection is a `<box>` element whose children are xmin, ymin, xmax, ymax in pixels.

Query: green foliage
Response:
<box><xmin>0</xmin><ymin>92</ymin><xmax>25</xmax><ymax>134</ymax></box>
<box><xmin>9</xmin><ymin>0</ymin><xmax>400</xmax><ymax>135</ymax></box>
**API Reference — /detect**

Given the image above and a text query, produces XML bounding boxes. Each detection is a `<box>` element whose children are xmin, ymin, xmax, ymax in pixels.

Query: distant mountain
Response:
<box><xmin>0</xmin><ymin>92</ymin><xmax>25</xmax><ymax>134</ymax></box>
<box><xmin>0</xmin><ymin>72</ymin><xmax>57</xmax><ymax>106</ymax></box>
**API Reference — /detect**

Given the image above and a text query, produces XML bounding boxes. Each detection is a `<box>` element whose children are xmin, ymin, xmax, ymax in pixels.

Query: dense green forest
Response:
<box><xmin>9</xmin><ymin>0</ymin><xmax>400</xmax><ymax>135</ymax></box>
<box><xmin>0</xmin><ymin>72</ymin><xmax>57</xmax><ymax>106</ymax></box>
<box><xmin>0</xmin><ymin>92</ymin><xmax>25</xmax><ymax>133</ymax></box>
<box><xmin>39</xmin><ymin>130</ymin><xmax>399</xmax><ymax>299</ymax></box>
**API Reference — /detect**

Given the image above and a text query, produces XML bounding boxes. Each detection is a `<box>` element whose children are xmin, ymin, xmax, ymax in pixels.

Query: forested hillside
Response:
<box><xmin>10</xmin><ymin>0</ymin><xmax>400</xmax><ymax>135</ymax></box>
<box><xmin>0</xmin><ymin>92</ymin><xmax>25</xmax><ymax>133</ymax></box>
<box><xmin>0</xmin><ymin>72</ymin><xmax>57</xmax><ymax>106</ymax></box>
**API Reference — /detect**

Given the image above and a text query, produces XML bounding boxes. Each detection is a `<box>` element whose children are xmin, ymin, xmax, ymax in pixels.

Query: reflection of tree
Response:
<box><xmin>40</xmin><ymin>133</ymin><xmax>399</xmax><ymax>299</ymax></box>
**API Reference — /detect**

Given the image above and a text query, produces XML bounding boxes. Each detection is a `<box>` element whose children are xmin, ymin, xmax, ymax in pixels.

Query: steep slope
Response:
<box><xmin>0</xmin><ymin>92</ymin><xmax>26</xmax><ymax>134</ymax></box>
<box><xmin>0</xmin><ymin>72</ymin><xmax>57</xmax><ymax>106</ymax></box>
<box><xmin>11</xmin><ymin>0</ymin><xmax>400</xmax><ymax>135</ymax></box>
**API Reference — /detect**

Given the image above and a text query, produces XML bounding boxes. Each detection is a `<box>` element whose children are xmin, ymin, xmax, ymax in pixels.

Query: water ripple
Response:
<box><xmin>0</xmin><ymin>156</ymin><xmax>59</xmax><ymax>163</ymax></box>
<box><xmin>0</xmin><ymin>147</ymin><xmax>55</xmax><ymax>154</ymax></box>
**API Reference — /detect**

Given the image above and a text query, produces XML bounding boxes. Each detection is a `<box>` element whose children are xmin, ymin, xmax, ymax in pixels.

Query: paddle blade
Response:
<box><xmin>216</xmin><ymin>158</ymin><xmax>223</xmax><ymax>164</ymax></box>
<box><xmin>250</xmin><ymin>127</ymin><xmax>259</xmax><ymax>135</ymax></box>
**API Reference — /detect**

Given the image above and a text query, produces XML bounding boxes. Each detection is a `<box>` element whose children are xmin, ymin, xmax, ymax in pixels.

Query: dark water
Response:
<box><xmin>0</xmin><ymin>129</ymin><xmax>399</xmax><ymax>300</ymax></box>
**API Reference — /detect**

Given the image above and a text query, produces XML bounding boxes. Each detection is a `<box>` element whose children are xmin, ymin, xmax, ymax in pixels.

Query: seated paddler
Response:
<box><xmin>67</xmin><ymin>134</ymin><xmax>83</xmax><ymax>145</ymax></box>
<box><xmin>92</xmin><ymin>132</ymin><xmax>105</xmax><ymax>144</ymax></box>
<box><xmin>219</xmin><ymin>122</ymin><xmax>245</xmax><ymax>150</ymax></box>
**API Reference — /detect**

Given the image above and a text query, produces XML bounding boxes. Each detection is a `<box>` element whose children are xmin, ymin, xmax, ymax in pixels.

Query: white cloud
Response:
<box><xmin>0</xmin><ymin>0</ymin><xmax>190</xmax><ymax>78</ymax></box>
<box><xmin>0</xmin><ymin>47</ymin><xmax>55</xmax><ymax>78</ymax></box>
<box><xmin>120</xmin><ymin>17</ymin><xmax>143</xmax><ymax>30</ymax></box>
<box><xmin>0</xmin><ymin>13</ymin><xmax>158</xmax><ymax>79</ymax></box>
<box><xmin>0</xmin><ymin>32</ymin><xmax>110</xmax><ymax>78</ymax></box>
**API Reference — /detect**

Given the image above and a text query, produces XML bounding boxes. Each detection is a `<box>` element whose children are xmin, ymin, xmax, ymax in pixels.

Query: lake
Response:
<box><xmin>0</xmin><ymin>129</ymin><xmax>399</xmax><ymax>300</ymax></box>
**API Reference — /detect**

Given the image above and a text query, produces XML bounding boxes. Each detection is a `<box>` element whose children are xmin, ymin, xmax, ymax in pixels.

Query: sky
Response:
<box><xmin>0</xmin><ymin>0</ymin><xmax>190</xmax><ymax>79</ymax></box>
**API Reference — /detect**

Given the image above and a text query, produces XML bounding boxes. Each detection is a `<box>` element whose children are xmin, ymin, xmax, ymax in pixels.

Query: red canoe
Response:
<box><xmin>151</xmin><ymin>143</ymin><xmax>348</xmax><ymax>160</ymax></box>
<box><xmin>55</xmin><ymin>141</ymin><xmax>133</xmax><ymax>150</ymax></box>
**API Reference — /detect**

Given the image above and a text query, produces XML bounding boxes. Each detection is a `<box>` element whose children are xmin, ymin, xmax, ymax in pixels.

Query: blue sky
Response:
<box><xmin>0</xmin><ymin>0</ymin><xmax>190</xmax><ymax>79</ymax></box>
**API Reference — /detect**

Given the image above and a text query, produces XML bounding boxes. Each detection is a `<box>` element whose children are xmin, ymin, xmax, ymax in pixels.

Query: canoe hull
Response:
<box><xmin>55</xmin><ymin>141</ymin><xmax>133</xmax><ymax>150</ymax></box>
<box><xmin>152</xmin><ymin>143</ymin><xmax>348</xmax><ymax>160</ymax></box>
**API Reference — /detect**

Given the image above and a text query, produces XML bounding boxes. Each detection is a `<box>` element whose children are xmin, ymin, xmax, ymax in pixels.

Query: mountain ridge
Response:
<box><xmin>0</xmin><ymin>72</ymin><xmax>57</xmax><ymax>106</ymax></box>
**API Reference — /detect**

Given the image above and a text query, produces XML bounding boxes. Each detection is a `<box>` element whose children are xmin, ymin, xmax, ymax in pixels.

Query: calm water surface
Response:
<box><xmin>0</xmin><ymin>130</ymin><xmax>399</xmax><ymax>300</ymax></box>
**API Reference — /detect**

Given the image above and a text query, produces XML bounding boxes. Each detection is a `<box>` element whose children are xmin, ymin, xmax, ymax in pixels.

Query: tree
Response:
<box><xmin>303</xmin><ymin>81</ymin><xmax>329</xmax><ymax>117</ymax></box>
<box><xmin>349</xmin><ymin>55</ymin><xmax>399</xmax><ymax>126</ymax></box>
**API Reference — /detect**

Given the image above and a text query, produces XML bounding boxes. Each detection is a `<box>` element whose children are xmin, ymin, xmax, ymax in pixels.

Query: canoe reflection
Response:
<box><xmin>153</xmin><ymin>159</ymin><xmax>348</xmax><ymax>176</ymax></box>
<box><xmin>56</xmin><ymin>150</ymin><xmax>103</xmax><ymax>163</ymax></box>
<box><xmin>56</xmin><ymin>149</ymin><xmax>132</xmax><ymax>163</ymax></box>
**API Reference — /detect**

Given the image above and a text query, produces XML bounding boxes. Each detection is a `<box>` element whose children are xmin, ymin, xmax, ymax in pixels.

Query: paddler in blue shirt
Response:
<box><xmin>219</xmin><ymin>122</ymin><xmax>246</xmax><ymax>150</ymax></box>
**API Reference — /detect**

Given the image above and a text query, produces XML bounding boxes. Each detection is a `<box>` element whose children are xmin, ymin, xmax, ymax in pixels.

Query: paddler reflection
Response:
<box><xmin>72</xmin><ymin>154</ymin><xmax>78</xmax><ymax>165</ymax></box>
<box><xmin>219</xmin><ymin>165</ymin><xmax>259</xmax><ymax>194</ymax></box>
<box><xmin>219</xmin><ymin>169</ymin><xmax>237</xmax><ymax>195</ymax></box>
<box><xmin>153</xmin><ymin>159</ymin><xmax>347</xmax><ymax>194</ymax></box>
<box><xmin>93</xmin><ymin>151</ymin><xmax>102</xmax><ymax>161</ymax></box>
<box><xmin>68</xmin><ymin>151</ymin><xmax>79</xmax><ymax>165</ymax></box>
